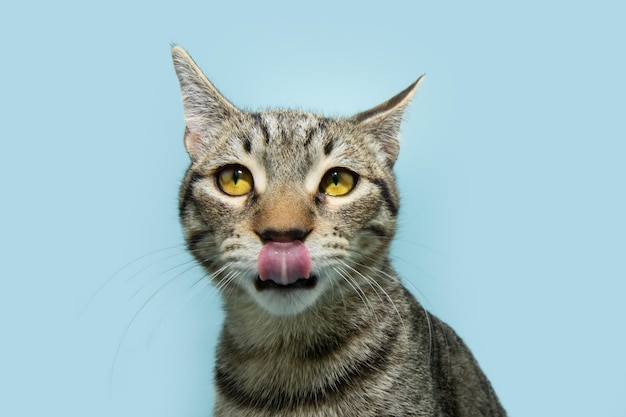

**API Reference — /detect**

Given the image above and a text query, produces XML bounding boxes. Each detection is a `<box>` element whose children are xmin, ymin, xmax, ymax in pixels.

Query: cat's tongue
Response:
<box><xmin>258</xmin><ymin>241</ymin><xmax>311</xmax><ymax>286</ymax></box>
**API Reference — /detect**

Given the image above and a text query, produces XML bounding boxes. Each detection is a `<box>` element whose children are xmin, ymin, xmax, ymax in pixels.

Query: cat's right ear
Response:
<box><xmin>172</xmin><ymin>46</ymin><xmax>240</xmax><ymax>159</ymax></box>
<box><xmin>352</xmin><ymin>75</ymin><xmax>424</xmax><ymax>167</ymax></box>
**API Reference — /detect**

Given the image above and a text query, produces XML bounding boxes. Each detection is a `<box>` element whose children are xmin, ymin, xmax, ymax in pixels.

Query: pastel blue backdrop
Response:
<box><xmin>1</xmin><ymin>1</ymin><xmax>624</xmax><ymax>416</ymax></box>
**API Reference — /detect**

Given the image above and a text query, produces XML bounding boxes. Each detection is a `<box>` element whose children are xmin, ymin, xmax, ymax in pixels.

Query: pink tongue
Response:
<box><xmin>258</xmin><ymin>241</ymin><xmax>311</xmax><ymax>286</ymax></box>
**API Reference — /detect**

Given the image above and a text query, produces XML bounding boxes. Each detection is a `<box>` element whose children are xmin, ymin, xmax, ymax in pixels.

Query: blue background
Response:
<box><xmin>1</xmin><ymin>1</ymin><xmax>625</xmax><ymax>416</ymax></box>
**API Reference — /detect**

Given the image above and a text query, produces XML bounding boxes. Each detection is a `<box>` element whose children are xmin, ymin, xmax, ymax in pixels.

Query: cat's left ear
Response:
<box><xmin>352</xmin><ymin>75</ymin><xmax>424</xmax><ymax>166</ymax></box>
<box><xmin>172</xmin><ymin>45</ymin><xmax>242</xmax><ymax>159</ymax></box>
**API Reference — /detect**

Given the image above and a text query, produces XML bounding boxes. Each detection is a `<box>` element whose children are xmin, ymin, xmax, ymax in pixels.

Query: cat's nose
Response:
<box><xmin>256</xmin><ymin>228</ymin><xmax>311</xmax><ymax>243</ymax></box>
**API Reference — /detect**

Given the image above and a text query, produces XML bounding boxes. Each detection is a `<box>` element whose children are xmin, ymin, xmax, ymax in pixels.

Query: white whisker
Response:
<box><xmin>343</xmin><ymin>261</ymin><xmax>407</xmax><ymax>337</ymax></box>
<box><xmin>80</xmin><ymin>245</ymin><xmax>188</xmax><ymax>316</ymax></box>
<box><xmin>334</xmin><ymin>265</ymin><xmax>378</xmax><ymax>322</ymax></box>
<box><xmin>147</xmin><ymin>272</ymin><xmax>213</xmax><ymax>347</ymax></box>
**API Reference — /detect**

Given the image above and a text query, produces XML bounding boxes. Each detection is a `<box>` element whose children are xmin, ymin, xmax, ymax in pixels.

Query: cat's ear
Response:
<box><xmin>172</xmin><ymin>45</ymin><xmax>241</xmax><ymax>159</ymax></box>
<box><xmin>352</xmin><ymin>75</ymin><xmax>424</xmax><ymax>166</ymax></box>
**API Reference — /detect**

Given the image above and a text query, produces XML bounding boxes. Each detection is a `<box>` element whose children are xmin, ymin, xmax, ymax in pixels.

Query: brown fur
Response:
<box><xmin>172</xmin><ymin>45</ymin><xmax>506</xmax><ymax>416</ymax></box>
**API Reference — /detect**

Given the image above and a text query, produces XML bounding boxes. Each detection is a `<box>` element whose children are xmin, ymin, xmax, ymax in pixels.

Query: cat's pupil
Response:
<box><xmin>233</xmin><ymin>169</ymin><xmax>241</xmax><ymax>185</ymax></box>
<box><xmin>331</xmin><ymin>171</ymin><xmax>339</xmax><ymax>186</ymax></box>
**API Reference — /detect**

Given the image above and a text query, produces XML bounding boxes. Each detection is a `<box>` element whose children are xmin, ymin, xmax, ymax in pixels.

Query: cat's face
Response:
<box><xmin>173</xmin><ymin>46</ymin><xmax>421</xmax><ymax>316</ymax></box>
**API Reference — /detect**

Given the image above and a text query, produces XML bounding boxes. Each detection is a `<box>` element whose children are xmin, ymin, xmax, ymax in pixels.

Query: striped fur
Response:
<box><xmin>172</xmin><ymin>46</ymin><xmax>505</xmax><ymax>416</ymax></box>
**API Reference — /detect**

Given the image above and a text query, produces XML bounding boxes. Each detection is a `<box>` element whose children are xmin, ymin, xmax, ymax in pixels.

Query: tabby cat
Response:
<box><xmin>172</xmin><ymin>46</ymin><xmax>505</xmax><ymax>417</ymax></box>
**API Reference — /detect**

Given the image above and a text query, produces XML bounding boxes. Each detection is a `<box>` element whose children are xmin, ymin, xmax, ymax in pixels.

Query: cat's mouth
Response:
<box><xmin>255</xmin><ymin>275</ymin><xmax>318</xmax><ymax>291</ymax></box>
<box><xmin>256</xmin><ymin>240</ymin><xmax>315</xmax><ymax>291</ymax></box>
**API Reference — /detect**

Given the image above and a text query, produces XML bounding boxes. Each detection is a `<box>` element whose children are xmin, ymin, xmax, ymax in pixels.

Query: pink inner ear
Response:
<box><xmin>183</xmin><ymin>126</ymin><xmax>203</xmax><ymax>155</ymax></box>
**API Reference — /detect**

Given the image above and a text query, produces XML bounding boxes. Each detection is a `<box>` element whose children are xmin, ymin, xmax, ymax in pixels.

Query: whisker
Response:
<box><xmin>215</xmin><ymin>271</ymin><xmax>237</xmax><ymax>295</ymax></box>
<box><xmin>123</xmin><ymin>249</ymin><xmax>191</xmax><ymax>285</ymax></box>
<box><xmin>110</xmin><ymin>258</ymin><xmax>210</xmax><ymax>393</ymax></box>
<box><xmin>350</xmin><ymin>233</ymin><xmax>445</xmax><ymax>290</ymax></box>
<box><xmin>334</xmin><ymin>265</ymin><xmax>378</xmax><ymax>322</ymax></box>
<box><xmin>326</xmin><ymin>269</ymin><xmax>348</xmax><ymax>317</ymax></box>
<box><xmin>80</xmin><ymin>244</ymin><xmax>188</xmax><ymax>316</ymax></box>
<box><xmin>128</xmin><ymin>255</ymin><xmax>203</xmax><ymax>301</ymax></box>
<box><xmin>356</xmin><ymin>261</ymin><xmax>435</xmax><ymax>362</ymax></box>
<box><xmin>147</xmin><ymin>271</ymin><xmax>213</xmax><ymax>348</ymax></box>
<box><xmin>392</xmin><ymin>236</ymin><xmax>449</xmax><ymax>258</ymax></box>
<box><xmin>346</xmin><ymin>247</ymin><xmax>435</xmax><ymax>312</ymax></box>
<box><xmin>127</xmin><ymin>268</ymin><xmax>210</xmax><ymax>355</ymax></box>
<box><xmin>338</xmin><ymin>245</ymin><xmax>436</xmax><ymax>360</ymax></box>
<box><xmin>343</xmin><ymin>262</ymin><xmax>407</xmax><ymax>336</ymax></box>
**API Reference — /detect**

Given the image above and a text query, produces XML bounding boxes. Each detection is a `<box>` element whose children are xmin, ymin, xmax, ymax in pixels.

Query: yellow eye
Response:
<box><xmin>217</xmin><ymin>165</ymin><xmax>254</xmax><ymax>196</ymax></box>
<box><xmin>320</xmin><ymin>168</ymin><xmax>357</xmax><ymax>196</ymax></box>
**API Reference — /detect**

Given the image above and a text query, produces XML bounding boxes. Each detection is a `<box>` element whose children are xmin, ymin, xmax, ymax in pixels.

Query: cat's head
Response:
<box><xmin>172</xmin><ymin>46</ymin><xmax>422</xmax><ymax>316</ymax></box>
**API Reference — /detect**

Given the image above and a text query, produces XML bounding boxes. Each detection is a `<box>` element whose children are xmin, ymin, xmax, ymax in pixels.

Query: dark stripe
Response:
<box><xmin>277</xmin><ymin>113</ymin><xmax>287</xmax><ymax>143</ymax></box>
<box><xmin>365</xmin><ymin>225</ymin><xmax>388</xmax><ymax>238</ymax></box>
<box><xmin>298</xmin><ymin>324</ymin><xmax>366</xmax><ymax>361</ymax></box>
<box><xmin>242</xmin><ymin>137</ymin><xmax>252</xmax><ymax>153</ymax></box>
<box><xmin>406</xmin><ymin>296</ymin><xmax>461</xmax><ymax>417</ymax></box>
<box><xmin>186</xmin><ymin>229</ymin><xmax>217</xmax><ymax>270</ymax></box>
<box><xmin>186</xmin><ymin>230</ymin><xmax>208</xmax><ymax>253</ymax></box>
<box><xmin>323</xmin><ymin>139</ymin><xmax>335</xmax><ymax>155</ymax></box>
<box><xmin>252</xmin><ymin>113</ymin><xmax>270</xmax><ymax>144</ymax></box>
<box><xmin>304</xmin><ymin>126</ymin><xmax>315</xmax><ymax>147</ymax></box>
<box><xmin>304</xmin><ymin>118</ymin><xmax>326</xmax><ymax>147</ymax></box>
<box><xmin>215</xmin><ymin>325</ymin><xmax>398</xmax><ymax>412</ymax></box>
<box><xmin>179</xmin><ymin>171</ymin><xmax>202</xmax><ymax>215</ymax></box>
<box><xmin>371</xmin><ymin>178</ymin><xmax>398</xmax><ymax>216</ymax></box>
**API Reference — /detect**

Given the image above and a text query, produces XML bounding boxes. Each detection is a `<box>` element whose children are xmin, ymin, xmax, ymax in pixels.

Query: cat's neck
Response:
<box><xmin>213</xmin><ymin>264</ymin><xmax>416</xmax><ymax>410</ymax></box>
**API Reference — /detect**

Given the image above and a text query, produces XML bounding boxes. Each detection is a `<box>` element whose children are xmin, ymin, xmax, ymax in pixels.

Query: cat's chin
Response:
<box><xmin>248</xmin><ymin>275</ymin><xmax>324</xmax><ymax>316</ymax></box>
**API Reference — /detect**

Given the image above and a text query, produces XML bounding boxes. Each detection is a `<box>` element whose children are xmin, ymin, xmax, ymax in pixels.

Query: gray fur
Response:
<box><xmin>172</xmin><ymin>45</ymin><xmax>506</xmax><ymax>416</ymax></box>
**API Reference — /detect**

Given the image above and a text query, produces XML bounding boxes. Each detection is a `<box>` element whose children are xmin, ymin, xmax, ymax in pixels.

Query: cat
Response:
<box><xmin>171</xmin><ymin>45</ymin><xmax>506</xmax><ymax>417</ymax></box>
